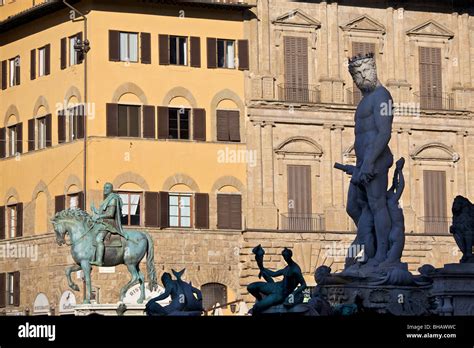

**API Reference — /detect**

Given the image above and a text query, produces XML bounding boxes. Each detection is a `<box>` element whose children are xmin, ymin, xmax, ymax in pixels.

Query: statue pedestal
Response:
<box><xmin>430</xmin><ymin>263</ymin><xmax>474</xmax><ymax>316</ymax></box>
<box><xmin>319</xmin><ymin>266</ymin><xmax>433</xmax><ymax>316</ymax></box>
<box><xmin>74</xmin><ymin>303</ymin><xmax>146</xmax><ymax>316</ymax></box>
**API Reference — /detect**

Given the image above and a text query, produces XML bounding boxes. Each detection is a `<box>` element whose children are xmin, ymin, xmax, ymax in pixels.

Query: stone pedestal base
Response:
<box><xmin>74</xmin><ymin>303</ymin><xmax>146</xmax><ymax>316</ymax></box>
<box><xmin>319</xmin><ymin>267</ymin><xmax>432</xmax><ymax>316</ymax></box>
<box><xmin>430</xmin><ymin>263</ymin><xmax>474</xmax><ymax>316</ymax></box>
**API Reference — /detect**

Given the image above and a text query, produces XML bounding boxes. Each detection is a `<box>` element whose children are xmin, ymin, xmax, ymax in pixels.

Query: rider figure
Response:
<box><xmin>90</xmin><ymin>182</ymin><xmax>128</xmax><ymax>266</ymax></box>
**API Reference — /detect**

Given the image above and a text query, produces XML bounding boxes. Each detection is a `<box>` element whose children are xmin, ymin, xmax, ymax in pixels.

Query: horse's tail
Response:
<box><xmin>144</xmin><ymin>232</ymin><xmax>158</xmax><ymax>292</ymax></box>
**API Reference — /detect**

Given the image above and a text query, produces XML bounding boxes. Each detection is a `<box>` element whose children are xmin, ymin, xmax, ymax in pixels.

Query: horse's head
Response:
<box><xmin>51</xmin><ymin>208</ymin><xmax>92</xmax><ymax>246</ymax></box>
<box><xmin>51</xmin><ymin>217</ymin><xmax>67</xmax><ymax>246</ymax></box>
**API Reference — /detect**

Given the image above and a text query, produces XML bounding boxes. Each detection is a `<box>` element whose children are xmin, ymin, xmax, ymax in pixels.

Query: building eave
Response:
<box><xmin>0</xmin><ymin>0</ymin><xmax>81</xmax><ymax>33</ymax></box>
<box><xmin>0</xmin><ymin>0</ymin><xmax>254</xmax><ymax>33</ymax></box>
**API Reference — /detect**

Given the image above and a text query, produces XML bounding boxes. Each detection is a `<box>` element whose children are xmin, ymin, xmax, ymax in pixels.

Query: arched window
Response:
<box><xmin>216</xmin><ymin>100</ymin><xmax>240</xmax><ymax>142</ymax></box>
<box><xmin>201</xmin><ymin>283</ymin><xmax>227</xmax><ymax>310</ymax></box>
<box><xmin>216</xmin><ymin>185</ymin><xmax>242</xmax><ymax>230</ymax></box>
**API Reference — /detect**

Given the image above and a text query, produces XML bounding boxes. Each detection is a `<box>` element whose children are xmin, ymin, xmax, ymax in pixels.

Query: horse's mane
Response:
<box><xmin>52</xmin><ymin>208</ymin><xmax>93</xmax><ymax>224</ymax></box>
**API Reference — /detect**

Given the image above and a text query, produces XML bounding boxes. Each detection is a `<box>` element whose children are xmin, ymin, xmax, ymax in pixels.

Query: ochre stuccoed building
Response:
<box><xmin>0</xmin><ymin>0</ymin><xmax>472</xmax><ymax>314</ymax></box>
<box><xmin>0</xmin><ymin>0</ymin><xmax>252</xmax><ymax>315</ymax></box>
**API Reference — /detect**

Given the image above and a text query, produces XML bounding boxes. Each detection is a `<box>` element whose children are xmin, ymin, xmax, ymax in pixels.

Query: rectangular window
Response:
<box><xmin>217</xmin><ymin>194</ymin><xmax>242</xmax><ymax>230</ymax></box>
<box><xmin>119</xmin><ymin>192</ymin><xmax>141</xmax><ymax>226</ymax></box>
<box><xmin>169</xmin><ymin>36</ymin><xmax>187</xmax><ymax>65</ymax></box>
<box><xmin>69</xmin><ymin>36</ymin><xmax>78</xmax><ymax>66</ymax></box>
<box><xmin>419</xmin><ymin>47</ymin><xmax>443</xmax><ymax>109</ymax></box>
<box><xmin>67</xmin><ymin>107</ymin><xmax>79</xmax><ymax>141</ymax></box>
<box><xmin>7</xmin><ymin>205</ymin><xmax>16</xmax><ymax>239</ymax></box>
<box><xmin>7</xmin><ymin>273</ymin><xmax>14</xmax><ymax>306</ymax></box>
<box><xmin>38</xmin><ymin>47</ymin><xmax>46</xmax><ymax>77</ymax></box>
<box><xmin>284</xmin><ymin>36</ymin><xmax>309</xmax><ymax>103</ymax></box>
<box><xmin>168</xmin><ymin>108</ymin><xmax>190</xmax><ymax>140</ymax></box>
<box><xmin>67</xmin><ymin>194</ymin><xmax>79</xmax><ymax>209</ymax></box>
<box><xmin>37</xmin><ymin>117</ymin><xmax>47</xmax><ymax>149</ymax></box>
<box><xmin>169</xmin><ymin>194</ymin><xmax>191</xmax><ymax>228</ymax></box>
<box><xmin>117</xmin><ymin>104</ymin><xmax>140</xmax><ymax>137</ymax></box>
<box><xmin>217</xmin><ymin>39</ymin><xmax>235</xmax><ymax>68</ymax></box>
<box><xmin>9</xmin><ymin>57</ymin><xmax>19</xmax><ymax>87</ymax></box>
<box><xmin>119</xmin><ymin>32</ymin><xmax>138</xmax><ymax>62</ymax></box>
<box><xmin>8</xmin><ymin>125</ymin><xmax>17</xmax><ymax>156</ymax></box>
<box><xmin>423</xmin><ymin>170</ymin><xmax>448</xmax><ymax>234</ymax></box>
<box><xmin>216</xmin><ymin>110</ymin><xmax>240</xmax><ymax>142</ymax></box>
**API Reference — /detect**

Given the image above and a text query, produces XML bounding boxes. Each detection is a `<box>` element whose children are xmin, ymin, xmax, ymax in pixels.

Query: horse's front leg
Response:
<box><xmin>80</xmin><ymin>260</ymin><xmax>92</xmax><ymax>304</ymax></box>
<box><xmin>65</xmin><ymin>264</ymin><xmax>82</xmax><ymax>292</ymax></box>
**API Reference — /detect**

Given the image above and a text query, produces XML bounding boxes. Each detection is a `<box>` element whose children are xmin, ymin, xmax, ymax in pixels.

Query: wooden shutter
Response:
<box><xmin>1</xmin><ymin>60</ymin><xmax>6</xmax><ymax>90</ymax></box>
<box><xmin>158</xmin><ymin>34</ymin><xmax>169</xmax><ymax>65</ymax></box>
<box><xmin>141</xmin><ymin>32</ymin><xmax>151</xmax><ymax>64</ymax></box>
<box><xmin>15</xmin><ymin>57</ymin><xmax>21</xmax><ymax>86</ymax></box>
<box><xmin>16</xmin><ymin>203</ymin><xmax>23</xmax><ymax>238</ymax></box>
<box><xmin>55</xmin><ymin>195</ymin><xmax>66</xmax><ymax>214</ymax></box>
<box><xmin>423</xmin><ymin>170</ymin><xmax>447</xmax><ymax>234</ymax></box>
<box><xmin>228</xmin><ymin>110</ymin><xmax>240</xmax><ymax>142</ymax></box>
<box><xmin>195</xmin><ymin>193</ymin><xmax>209</xmax><ymax>229</ymax></box>
<box><xmin>0</xmin><ymin>206</ymin><xmax>4</xmax><ymax>240</ymax></box>
<box><xmin>217</xmin><ymin>194</ymin><xmax>230</xmax><ymax>229</ymax></box>
<box><xmin>143</xmin><ymin>105</ymin><xmax>156</xmax><ymax>139</ymax></box>
<box><xmin>145</xmin><ymin>192</ymin><xmax>159</xmax><ymax>227</ymax></box>
<box><xmin>216</xmin><ymin>110</ymin><xmax>229</xmax><ymax>141</ymax></box>
<box><xmin>190</xmin><ymin>36</ymin><xmax>201</xmax><ymax>68</ymax></box>
<box><xmin>106</xmin><ymin>103</ymin><xmax>119</xmax><ymax>136</ymax></box>
<box><xmin>13</xmin><ymin>271</ymin><xmax>20</xmax><ymax>307</ymax></box>
<box><xmin>193</xmin><ymin>108</ymin><xmax>206</xmax><ymax>141</ymax></box>
<box><xmin>45</xmin><ymin>114</ymin><xmax>52</xmax><ymax>147</ymax></box>
<box><xmin>287</xmin><ymin>165</ymin><xmax>312</xmax><ymax>215</ymax></box>
<box><xmin>207</xmin><ymin>38</ymin><xmax>217</xmax><ymax>68</ymax></box>
<box><xmin>58</xmin><ymin>110</ymin><xmax>66</xmax><ymax>143</ymax></box>
<box><xmin>16</xmin><ymin>123</ymin><xmax>23</xmax><ymax>154</ymax></box>
<box><xmin>419</xmin><ymin>47</ymin><xmax>442</xmax><ymax>109</ymax></box>
<box><xmin>238</xmin><ymin>39</ymin><xmax>249</xmax><ymax>70</ymax></box>
<box><xmin>283</xmin><ymin>36</ymin><xmax>309</xmax><ymax>102</ymax></box>
<box><xmin>77</xmin><ymin>191</ymin><xmax>84</xmax><ymax>210</ymax></box>
<box><xmin>45</xmin><ymin>44</ymin><xmax>51</xmax><ymax>75</ymax></box>
<box><xmin>230</xmin><ymin>195</ymin><xmax>242</xmax><ymax>229</ymax></box>
<box><xmin>157</xmin><ymin>106</ymin><xmax>169</xmax><ymax>139</ymax></box>
<box><xmin>287</xmin><ymin>165</ymin><xmax>312</xmax><ymax>231</ymax></box>
<box><xmin>15</xmin><ymin>57</ymin><xmax>20</xmax><ymax>85</ymax></box>
<box><xmin>159</xmin><ymin>191</ymin><xmax>169</xmax><ymax>228</ymax></box>
<box><xmin>28</xmin><ymin>119</ymin><xmax>35</xmax><ymax>150</ymax></box>
<box><xmin>30</xmin><ymin>49</ymin><xmax>36</xmax><ymax>80</ymax></box>
<box><xmin>76</xmin><ymin>105</ymin><xmax>85</xmax><ymax>139</ymax></box>
<box><xmin>0</xmin><ymin>273</ymin><xmax>5</xmax><ymax>308</ymax></box>
<box><xmin>61</xmin><ymin>37</ymin><xmax>67</xmax><ymax>69</ymax></box>
<box><xmin>0</xmin><ymin>128</ymin><xmax>5</xmax><ymax>158</ymax></box>
<box><xmin>109</xmin><ymin>30</ymin><xmax>120</xmax><ymax>61</ymax></box>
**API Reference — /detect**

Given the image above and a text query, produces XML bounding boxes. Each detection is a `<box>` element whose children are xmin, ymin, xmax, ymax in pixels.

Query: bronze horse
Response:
<box><xmin>52</xmin><ymin>209</ymin><xmax>157</xmax><ymax>304</ymax></box>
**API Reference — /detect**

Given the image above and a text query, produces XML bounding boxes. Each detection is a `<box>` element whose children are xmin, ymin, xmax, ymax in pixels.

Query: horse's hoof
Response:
<box><xmin>137</xmin><ymin>298</ymin><xmax>144</xmax><ymax>304</ymax></box>
<box><xmin>83</xmin><ymin>300</ymin><xmax>91</xmax><ymax>305</ymax></box>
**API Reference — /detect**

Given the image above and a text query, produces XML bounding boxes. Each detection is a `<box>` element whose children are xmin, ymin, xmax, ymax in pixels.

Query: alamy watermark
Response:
<box><xmin>217</xmin><ymin>147</ymin><xmax>257</xmax><ymax>167</ymax></box>
<box><xmin>0</xmin><ymin>242</ymin><xmax>38</xmax><ymax>262</ymax></box>
<box><xmin>380</xmin><ymin>100</ymin><xmax>421</xmax><ymax>117</ymax></box>
<box><xmin>324</xmin><ymin>242</ymin><xmax>365</xmax><ymax>260</ymax></box>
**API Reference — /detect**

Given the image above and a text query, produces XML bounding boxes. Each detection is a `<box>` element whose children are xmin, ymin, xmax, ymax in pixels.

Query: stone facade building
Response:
<box><xmin>240</xmin><ymin>0</ymin><xmax>473</xmax><ymax>301</ymax></box>
<box><xmin>0</xmin><ymin>0</ymin><xmax>473</xmax><ymax>314</ymax></box>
